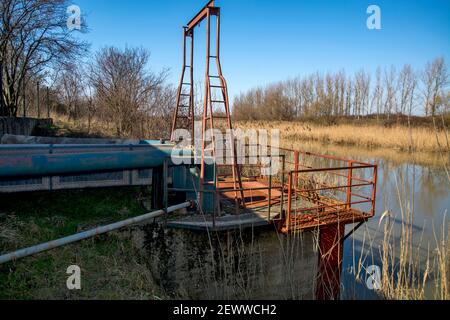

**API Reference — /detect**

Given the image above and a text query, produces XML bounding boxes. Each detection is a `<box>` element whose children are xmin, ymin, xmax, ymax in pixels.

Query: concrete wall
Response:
<box><xmin>0</xmin><ymin>117</ymin><xmax>52</xmax><ymax>137</ymax></box>
<box><xmin>138</xmin><ymin>223</ymin><xmax>319</xmax><ymax>300</ymax></box>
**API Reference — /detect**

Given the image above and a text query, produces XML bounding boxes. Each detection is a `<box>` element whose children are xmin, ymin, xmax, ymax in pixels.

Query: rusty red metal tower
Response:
<box><xmin>171</xmin><ymin>0</ymin><xmax>244</xmax><ymax>208</ymax></box>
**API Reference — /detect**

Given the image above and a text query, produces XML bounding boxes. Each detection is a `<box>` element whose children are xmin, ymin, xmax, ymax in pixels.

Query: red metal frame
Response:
<box><xmin>171</xmin><ymin>1</ymin><xmax>245</xmax><ymax>210</ymax></box>
<box><xmin>217</xmin><ymin>145</ymin><xmax>378</xmax><ymax>233</ymax></box>
<box><xmin>278</xmin><ymin>147</ymin><xmax>377</xmax><ymax>233</ymax></box>
<box><xmin>171</xmin><ymin>3</ymin><xmax>378</xmax><ymax>233</ymax></box>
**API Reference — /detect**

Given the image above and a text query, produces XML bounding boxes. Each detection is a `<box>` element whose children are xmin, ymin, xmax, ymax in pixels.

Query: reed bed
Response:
<box><xmin>351</xmin><ymin>172</ymin><xmax>449</xmax><ymax>300</ymax></box>
<box><xmin>236</xmin><ymin>121</ymin><xmax>449</xmax><ymax>154</ymax></box>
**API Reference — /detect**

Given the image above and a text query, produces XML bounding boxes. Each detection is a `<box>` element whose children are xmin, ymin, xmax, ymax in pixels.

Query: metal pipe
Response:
<box><xmin>0</xmin><ymin>144</ymin><xmax>174</xmax><ymax>151</ymax></box>
<box><xmin>0</xmin><ymin>150</ymin><xmax>174</xmax><ymax>178</ymax></box>
<box><xmin>0</xmin><ymin>202</ymin><xmax>191</xmax><ymax>265</ymax></box>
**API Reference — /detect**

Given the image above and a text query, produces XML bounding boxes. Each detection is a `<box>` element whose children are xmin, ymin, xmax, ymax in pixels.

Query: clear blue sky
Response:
<box><xmin>74</xmin><ymin>0</ymin><xmax>450</xmax><ymax>101</ymax></box>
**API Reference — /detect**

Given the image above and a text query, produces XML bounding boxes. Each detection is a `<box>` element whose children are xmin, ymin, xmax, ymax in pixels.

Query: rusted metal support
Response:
<box><xmin>173</xmin><ymin>1</ymin><xmax>245</xmax><ymax>213</ymax></box>
<box><xmin>346</xmin><ymin>161</ymin><xmax>354</xmax><ymax>209</ymax></box>
<box><xmin>287</xmin><ymin>172</ymin><xmax>293</xmax><ymax>233</ymax></box>
<box><xmin>316</xmin><ymin>224</ymin><xmax>345</xmax><ymax>300</ymax></box>
<box><xmin>186</xmin><ymin>0</ymin><xmax>215</xmax><ymax>33</ymax></box>
<box><xmin>371</xmin><ymin>165</ymin><xmax>378</xmax><ymax>217</ymax></box>
<box><xmin>294</xmin><ymin>150</ymin><xmax>300</xmax><ymax>188</ymax></box>
<box><xmin>280</xmin><ymin>155</ymin><xmax>286</xmax><ymax>220</ymax></box>
<box><xmin>189</xmin><ymin>29</ymin><xmax>195</xmax><ymax>142</ymax></box>
<box><xmin>268</xmin><ymin>159</ymin><xmax>273</xmax><ymax>221</ymax></box>
<box><xmin>342</xmin><ymin>221</ymin><xmax>365</xmax><ymax>242</ymax></box>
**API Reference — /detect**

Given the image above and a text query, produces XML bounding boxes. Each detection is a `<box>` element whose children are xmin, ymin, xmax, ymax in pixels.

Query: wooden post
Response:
<box><xmin>46</xmin><ymin>87</ymin><xmax>50</xmax><ymax>119</ymax></box>
<box><xmin>23</xmin><ymin>78</ymin><xmax>26</xmax><ymax>118</ymax></box>
<box><xmin>36</xmin><ymin>81</ymin><xmax>40</xmax><ymax>118</ymax></box>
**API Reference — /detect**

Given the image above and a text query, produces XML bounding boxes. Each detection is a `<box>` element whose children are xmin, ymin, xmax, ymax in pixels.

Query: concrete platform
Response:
<box><xmin>167</xmin><ymin>212</ymin><xmax>274</xmax><ymax>231</ymax></box>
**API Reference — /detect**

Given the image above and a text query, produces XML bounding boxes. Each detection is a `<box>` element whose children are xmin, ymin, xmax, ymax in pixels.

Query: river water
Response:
<box><xmin>286</xmin><ymin>140</ymin><xmax>449</xmax><ymax>299</ymax></box>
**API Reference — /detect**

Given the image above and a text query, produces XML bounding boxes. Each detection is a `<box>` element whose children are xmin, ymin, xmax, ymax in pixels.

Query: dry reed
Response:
<box><xmin>236</xmin><ymin>121</ymin><xmax>449</xmax><ymax>154</ymax></box>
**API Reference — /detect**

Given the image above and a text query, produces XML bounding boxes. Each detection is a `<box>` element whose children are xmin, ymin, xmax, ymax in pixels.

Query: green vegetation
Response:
<box><xmin>0</xmin><ymin>188</ymin><xmax>163</xmax><ymax>300</ymax></box>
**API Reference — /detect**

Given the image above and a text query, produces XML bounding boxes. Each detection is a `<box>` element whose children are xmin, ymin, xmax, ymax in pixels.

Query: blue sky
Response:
<box><xmin>74</xmin><ymin>0</ymin><xmax>450</xmax><ymax>101</ymax></box>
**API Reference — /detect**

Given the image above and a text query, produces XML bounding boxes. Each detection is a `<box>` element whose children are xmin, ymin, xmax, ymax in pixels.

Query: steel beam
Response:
<box><xmin>186</xmin><ymin>0</ymin><xmax>215</xmax><ymax>33</ymax></box>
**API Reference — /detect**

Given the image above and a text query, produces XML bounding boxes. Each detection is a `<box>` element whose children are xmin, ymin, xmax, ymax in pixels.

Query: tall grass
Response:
<box><xmin>352</xmin><ymin>172</ymin><xmax>449</xmax><ymax>300</ymax></box>
<box><xmin>236</xmin><ymin>121</ymin><xmax>449</xmax><ymax>153</ymax></box>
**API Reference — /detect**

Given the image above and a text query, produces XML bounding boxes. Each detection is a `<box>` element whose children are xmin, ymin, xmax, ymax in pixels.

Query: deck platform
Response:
<box><xmin>168</xmin><ymin>178</ymin><xmax>370</xmax><ymax>233</ymax></box>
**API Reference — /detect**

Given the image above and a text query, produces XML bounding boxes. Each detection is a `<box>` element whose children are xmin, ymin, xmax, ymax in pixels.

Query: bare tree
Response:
<box><xmin>384</xmin><ymin>66</ymin><xmax>398</xmax><ymax>120</ymax></box>
<box><xmin>0</xmin><ymin>0</ymin><xmax>88</xmax><ymax>117</ymax></box>
<box><xmin>422</xmin><ymin>57</ymin><xmax>449</xmax><ymax>116</ymax></box>
<box><xmin>232</xmin><ymin>59</ymin><xmax>448</xmax><ymax>121</ymax></box>
<box><xmin>354</xmin><ymin>70</ymin><xmax>371</xmax><ymax>118</ymax></box>
<box><xmin>372</xmin><ymin>67</ymin><xmax>384</xmax><ymax>119</ymax></box>
<box><xmin>398</xmin><ymin>65</ymin><xmax>417</xmax><ymax>117</ymax></box>
<box><xmin>91</xmin><ymin>46</ymin><xmax>168</xmax><ymax>137</ymax></box>
<box><xmin>55</xmin><ymin>63</ymin><xmax>83</xmax><ymax>120</ymax></box>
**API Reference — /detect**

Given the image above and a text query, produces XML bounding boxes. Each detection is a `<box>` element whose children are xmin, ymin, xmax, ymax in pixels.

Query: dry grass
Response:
<box><xmin>47</xmin><ymin>116</ymin><xmax>450</xmax><ymax>156</ymax></box>
<box><xmin>50</xmin><ymin>114</ymin><xmax>172</xmax><ymax>140</ymax></box>
<box><xmin>433</xmin><ymin>219</ymin><xmax>449</xmax><ymax>300</ymax></box>
<box><xmin>236</xmin><ymin>121</ymin><xmax>450</xmax><ymax>154</ymax></box>
<box><xmin>352</xmin><ymin>172</ymin><xmax>449</xmax><ymax>300</ymax></box>
<box><xmin>0</xmin><ymin>188</ymin><xmax>165</xmax><ymax>300</ymax></box>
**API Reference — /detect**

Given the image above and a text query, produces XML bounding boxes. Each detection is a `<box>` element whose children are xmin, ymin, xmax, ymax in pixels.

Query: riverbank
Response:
<box><xmin>235</xmin><ymin>120</ymin><xmax>449</xmax><ymax>154</ymax></box>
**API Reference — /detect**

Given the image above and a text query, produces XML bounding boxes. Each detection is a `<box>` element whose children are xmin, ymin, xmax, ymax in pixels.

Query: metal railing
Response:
<box><xmin>165</xmin><ymin>144</ymin><xmax>377</xmax><ymax>232</ymax></box>
<box><xmin>278</xmin><ymin>147</ymin><xmax>377</xmax><ymax>232</ymax></box>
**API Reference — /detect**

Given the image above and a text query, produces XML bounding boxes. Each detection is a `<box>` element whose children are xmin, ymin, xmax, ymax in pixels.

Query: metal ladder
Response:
<box><xmin>170</xmin><ymin>1</ymin><xmax>245</xmax><ymax>212</ymax></box>
<box><xmin>200</xmin><ymin>6</ymin><xmax>244</xmax><ymax>211</ymax></box>
<box><xmin>171</xmin><ymin>27</ymin><xmax>195</xmax><ymax>144</ymax></box>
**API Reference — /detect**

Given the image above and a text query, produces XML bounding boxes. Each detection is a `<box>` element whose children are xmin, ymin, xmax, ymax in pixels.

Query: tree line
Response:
<box><xmin>1</xmin><ymin>0</ymin><xmax>175</xmax><ymax>138</ymax></box>
<box><xmin>2</xmin><ymin>0</ymin><xmax>449</xmax><ymax>139</ymax></box>
<box><xmin>233</xmin><ymin>58</ymin><xmax>449</xmax><ymax>121</ymax></box>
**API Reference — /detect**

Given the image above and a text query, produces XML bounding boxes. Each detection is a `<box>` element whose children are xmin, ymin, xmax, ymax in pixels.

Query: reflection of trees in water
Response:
<box><xmin>415</xmin><ymin>166</ymin><xmax>449</xmax><ymax>218</ymax></box>
<box><xmin>378</xmin><ymin>162</ymin><xmax>449</xmax><ymax>225</ymax></box>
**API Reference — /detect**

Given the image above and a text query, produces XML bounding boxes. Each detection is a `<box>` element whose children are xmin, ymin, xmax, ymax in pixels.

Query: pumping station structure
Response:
<box><xmin>0</xmin><ymin>1</ymin><xmax>378</xmax><ymax>300</ymax></box>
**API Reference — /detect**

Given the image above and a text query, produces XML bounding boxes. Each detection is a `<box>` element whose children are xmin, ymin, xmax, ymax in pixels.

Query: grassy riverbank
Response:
<box><xmin>0</xmin><ymin>188</ymin><xmax>163</xmax><ymax>300</ymax></box>
<box><xmin>235</xmin><ymin>120</ymin><xmax>449</xmax><ymax>154</ymax></box>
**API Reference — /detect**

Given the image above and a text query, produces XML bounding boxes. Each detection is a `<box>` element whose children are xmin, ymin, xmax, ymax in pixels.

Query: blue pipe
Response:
<box><xmin>0</xmin><ymin>149</ymin><xmax>175</xmax><ymax>178</ymax></box>
<box><xmin>0</xmin><ymin>143</ymin><xmax>173</xmax><ymax>152</ymax></box>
